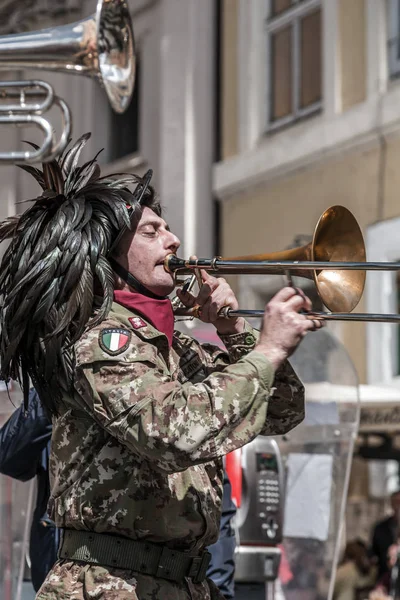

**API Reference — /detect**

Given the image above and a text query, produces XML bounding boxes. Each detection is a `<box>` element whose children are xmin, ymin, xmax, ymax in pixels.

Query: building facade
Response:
<box><xmin>0</xmin><ymin>0</ymin><xmax>217</xmax><ymax>259</ymax></box>
<box><xmin>215</xmin><ymin>0</ymin><xmax>400</xmax><ymax>538</ymax></box>
<box><xmin>216</xmin><ymin>0</ymin><xmax>400</xmax><ymax>388</ymax></box>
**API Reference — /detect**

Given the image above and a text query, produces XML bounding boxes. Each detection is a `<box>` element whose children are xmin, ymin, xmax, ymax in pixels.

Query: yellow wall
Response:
<box><xmin>382</xmin><ymin>135</ymin><xmax>400</xmax><ymax>220</ymax></box>
<box><xmin>338</xmin><ymin>0</ymin><xmax>367</xmax><ymax>110</ymax></box>
<box><xmin>221</xmin><ymin>0</ymin><xmax>239</xmax><ymax>160</ymax></box>
<box><xmin>217</xmin><ymin>0</ymin><xmax>383</xmax><ymax>381</ymax></box>
<box><xmin>219</xmin><ymin>1</ymin><xmax>368</xmax><ymax>161</ymax></box>
<box><xmin>220</xmin><ymin>137</ymin><xmax>400</xmax><ymax>382</ymax></box>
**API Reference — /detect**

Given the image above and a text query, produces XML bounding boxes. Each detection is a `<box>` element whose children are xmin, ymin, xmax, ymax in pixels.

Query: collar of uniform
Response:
<box><xmin>109</xmin><ymin>301</ymin><xmax>172</xmax><ymax>345</ymax></box>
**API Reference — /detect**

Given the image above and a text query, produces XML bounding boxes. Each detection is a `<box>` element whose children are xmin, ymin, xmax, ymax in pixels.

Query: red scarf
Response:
<box><xmin>114</xmin><ymin>290</ymin><xmax>174</xmax><ymax>346</ymax></box>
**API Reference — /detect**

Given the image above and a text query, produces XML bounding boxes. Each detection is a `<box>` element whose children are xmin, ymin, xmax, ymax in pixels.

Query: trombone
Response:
<box><xmin>165</xmin><ymin>205</ymin><xmax>400</xmax><ymax>324</ymax></box>
<box><xmin>0</xmin><ymin>0</ymin><xmax>135</xmax><ymax>163</ymax></box>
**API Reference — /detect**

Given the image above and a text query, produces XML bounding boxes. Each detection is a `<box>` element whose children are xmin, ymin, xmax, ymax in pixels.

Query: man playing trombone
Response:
<box><xmin>0</xmin><ymin>134</ymin><xmax>321</xmax><ymax>600</ymax></box>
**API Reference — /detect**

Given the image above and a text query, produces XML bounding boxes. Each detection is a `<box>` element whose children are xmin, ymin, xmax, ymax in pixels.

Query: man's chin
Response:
<box><xmin>148</xmin><ymin>278</ymin><xmax>175</xmax><ymax>298</ymax></box>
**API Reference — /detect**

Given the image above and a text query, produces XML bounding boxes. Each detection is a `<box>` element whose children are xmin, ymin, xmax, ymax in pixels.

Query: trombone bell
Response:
<box><xmin>311</xmin><ymin>205</ymin><xmax>366</xmax><ymax>313</ymax></box>
<box><xmin>166</xmin><ymin>206</ymin><xmax>367</xmax><ymax>314</ymax></box>
<box><xmin>226</xmin><ymin>206</ymin><xmax>366</xmax><ymax>313</ymax></box>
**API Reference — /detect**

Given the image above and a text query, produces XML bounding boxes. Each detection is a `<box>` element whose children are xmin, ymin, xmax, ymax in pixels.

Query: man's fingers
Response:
<box><xmin>270</xmin><ymin>287</ymin><xmax>313</xmax><ymax>314</ymax></box>
<box><xmin>180</xmin><ymin>261</ymin><xmax>240</xmax><ymax>325</ymax></box>
<box><xmin>311</xmin><ymin>318</ymin><xmax>325</xmax><ymax>330</ymax></box>
<box><xmin>176</xmin><ymin>288</ymin><xmax>197</xmax><ymax>307</ymax></box>
<box><xmin>294</xmin><ymin>288</ymin><xmax>312</xmax><ymax>312</ymax></box>
<box><xmin>196</xmin><ymin>273</ymin><xmax>221</xmax><ymax>306</ymax></box>
<box><xmin>200</xmin><ymin>298</ymin><xmax>211</xmax><ymax>322</ymax></box>
<box><xmin>271</xmin><ymin>286</ymin><xmax>313</xmax><ymax>309</ymax></box>
<box><xmin>200</xmin><ymin>269</ymin><xmax>214</xmax><ymax>285</ymax></box>
<box><xmin>271</xmin><ymin>286</ymin><xmax>299</xmax><ymax>303</ymax></box>
<box><xmin>285</xmin><ymin>294</ymin><xmax>309</xmax><ymax>312</ymax></box>
<box><xmin>302</xmin><ymin>317</ymin><xmax>324</xmax><ymax>332</ymax></box>
<box><xmin>196</xmin><ymin>282</ymin><xmax>214</xmax><ymax>306</ymax></box>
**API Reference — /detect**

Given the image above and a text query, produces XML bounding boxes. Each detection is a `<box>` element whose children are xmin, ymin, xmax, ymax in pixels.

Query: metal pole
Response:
<box><xmin>265</xmin><ymin>581</ymin><xmax>275</xmax><ymax>600</ymax></box>
<box><xmin>15</xmin><ymin>479</ymin><xmax>36</xmax><ymax>600</ymax></box>
<box><xmin>174</xmin><ymin>306</ymin><xmax>400</xmax><ymax>323</ymax></box>
<box><xmin>210</xmin><ymin>259</ymin><xmax>400</xmax><ymax>272</ymax></box>
<box><xmin>166</xmin><ymin>255</ymin><xmax>400</xmax><ymax>273</ymax></box>
<box><xmin>227</xmin><ymin>310</ymin><xmax>400</xmax><ymax>323</ymax></box>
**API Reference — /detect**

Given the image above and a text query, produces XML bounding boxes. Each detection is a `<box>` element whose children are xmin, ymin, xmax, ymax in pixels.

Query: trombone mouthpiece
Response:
<box><xmin>164</xmin><ymin>254</ymin><xmax>188</xmax><ymax>273</ymax></box>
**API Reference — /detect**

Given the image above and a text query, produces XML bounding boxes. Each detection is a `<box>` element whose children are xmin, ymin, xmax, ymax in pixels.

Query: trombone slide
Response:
<box><xmin>173</xmin><ymin>307</ymin><xmax>400</xmax><ymax>324</ymax></box>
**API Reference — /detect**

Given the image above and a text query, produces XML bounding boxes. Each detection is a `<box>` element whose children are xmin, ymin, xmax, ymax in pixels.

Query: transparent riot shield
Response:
<box><xmin>234</xmin><ymin>328</ymin><xmax>360</xmax><ymax>600</ymax></box>
<box><xmin>0</xmin><ymin>386</ymin><xmax>35</xmax><ymax>600</ymax></box>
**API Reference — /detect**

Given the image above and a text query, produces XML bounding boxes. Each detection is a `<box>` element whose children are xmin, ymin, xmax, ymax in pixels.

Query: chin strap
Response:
<box><xmin>109</xmin><ymin>257</ymin><xmax>167</xmax><ymax>300</ymax></box>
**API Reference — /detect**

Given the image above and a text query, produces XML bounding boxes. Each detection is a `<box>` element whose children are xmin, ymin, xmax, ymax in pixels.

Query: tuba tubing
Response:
<box><xmin>0</xmin><ymin>0</ymin><xmax>136</xmax><ymax>115</ymax></box>
<box><xmin>0</xmin><ymin>114</ymin><xmax>53</xmax><ymax>162</ymax></box>
<box><xmin>0</xmin><ymin>84</ymin><xmax>71</xmax><ymax>164</ymax></box>
<box><xmin>0</xmin><ymin>80</ymin><xmax>54</xmax><ymax>113</ymax></box>
<box><xmin>0</xmin><ymin>0</ymin><xmax>136</xmax><ymax>163</ymax></box>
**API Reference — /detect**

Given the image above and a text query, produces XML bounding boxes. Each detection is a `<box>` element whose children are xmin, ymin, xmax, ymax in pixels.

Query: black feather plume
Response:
<box><xmin>0</xmin><ymin>133</ymin><xmax>152</xmax><ymax>415</ymax></box>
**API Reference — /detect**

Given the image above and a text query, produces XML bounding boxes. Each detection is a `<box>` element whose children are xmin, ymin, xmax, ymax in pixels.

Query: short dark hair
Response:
<box><xmin>140</xmin><ymin>183</ymin><xmax>162</xmax><ymax>217</ymax></box>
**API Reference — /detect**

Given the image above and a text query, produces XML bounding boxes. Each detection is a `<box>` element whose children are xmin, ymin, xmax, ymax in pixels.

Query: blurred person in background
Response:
<box><xmin>370</xmin><ymin>491</ymin><xmax>400</xmax><ymax>584</ymax></box>
<box><xmin>206</xmin><ymin>470</ymin><xmax>236</xmax><ymax>599</ymax></box>
<box><xmin>333</xmin><ymin>539</ymin><xmax>376</xmax><ymax>600</ymax></box>
<box><xmin>0</xmin><ymin>388</ymin><xmax>58</xmax><ymax>593</ymax></box>
<box><xmin>369</xmin><ymin>542</ymin><xmax>400</xmax><ymax>600</ymax></box>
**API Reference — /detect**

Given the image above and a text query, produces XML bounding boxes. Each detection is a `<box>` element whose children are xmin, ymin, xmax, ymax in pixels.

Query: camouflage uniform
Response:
<box><xmin>36</xmin><ymin>302</ymin><xmax>304</xmax><ymax>600</ymax></box>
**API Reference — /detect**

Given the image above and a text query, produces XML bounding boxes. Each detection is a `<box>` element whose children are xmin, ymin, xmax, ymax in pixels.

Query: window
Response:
<box><xmin>267</xmin><ymin>0</ymin><xmax>322</xmax><ymax>130</ymax></box>
<box><xmin>388</xmin><ymin>0</ymin><xmax>400</xmax><ymax>77</ymax></box>
<box><xmin>366</xmin><ymin>217</ymin><xmax>400</xmax><ymax>384</ymax></box>
<box><xmin>108</xmin><ymin>56</ymin><xmax>141</xmax><ymax>163</ymax></box>
<box><xmin>396</xmin><ymin>270</ymin><xmax>400</xmax><ymax>374</ymax></box>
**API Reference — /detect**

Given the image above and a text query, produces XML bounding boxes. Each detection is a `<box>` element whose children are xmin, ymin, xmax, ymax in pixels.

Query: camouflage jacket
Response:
<box><xmin>42</xmin><ymin>302</ymin><xmax>304</xmax><ymax>600</ymax></box>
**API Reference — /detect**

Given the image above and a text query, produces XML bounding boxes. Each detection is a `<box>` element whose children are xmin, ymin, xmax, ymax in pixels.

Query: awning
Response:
<box><xmin>304</xmin><ymin>381</ymin><xmax>400</xmax><ymax>432</ymax></box>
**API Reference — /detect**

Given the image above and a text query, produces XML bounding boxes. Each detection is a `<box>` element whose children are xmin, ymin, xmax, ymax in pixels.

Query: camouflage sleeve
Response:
<box><xmin>75</xmin><ymin>348</ymin><xmax>279</xmax><ymax>473</ymax></box>
<box><xmin>260</xmin><ymin>360</ymin><xmax>305</xmax><ymax>435</ymax></box>
<box><xmin>199</xmin><ymin>321</ymin><xmax>260</xmax><ymax>374</ymax></box>
<box><xmin>218</xmin><ymin>321</ymin><xmax>259</xmax><ymax>363</ymax></box>
<box><xmin>203</xmin><ymin>324</ymin><xmax>304</xmax><ymax>436</ymax></box>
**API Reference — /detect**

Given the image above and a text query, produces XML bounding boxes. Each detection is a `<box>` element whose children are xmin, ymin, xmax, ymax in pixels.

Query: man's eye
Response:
<box><xmin>143</xmin><ymin>229</ymin><xmax>156</xmax><ymax>236</ymax></box>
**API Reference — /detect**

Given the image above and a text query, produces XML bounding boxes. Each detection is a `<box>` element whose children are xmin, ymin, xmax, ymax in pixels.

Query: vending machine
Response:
<box><xmin>228</xmin><ymin>438</ymin><xmax>284</xmax><ymax>599</ymax></box>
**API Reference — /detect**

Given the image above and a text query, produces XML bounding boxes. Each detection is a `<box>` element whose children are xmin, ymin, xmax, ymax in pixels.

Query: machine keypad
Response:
<box><xmin>238</xmin><ymin>446</ymin><xmax>283</xmax><ymax>547</ymax></box>
<box><xmin>257</xmin><ymin>474</ymin><xmax>280</xmax><ymax>539</ymax></box>
<box><xmin>263</xmin><ymin>482</ymin><xmax>279</xmax><ymax>500</ymax></box>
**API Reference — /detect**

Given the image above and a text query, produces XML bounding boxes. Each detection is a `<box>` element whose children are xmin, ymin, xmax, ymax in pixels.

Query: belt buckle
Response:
<box><xmin>155</xmin><ymin>547</ymin><xmax>187</xmax><ymax>582</ymax></box>
<box><xmin>190</xmin><ymin>551</ymin><xmax>211</xmax><ymax>584</ymax></box>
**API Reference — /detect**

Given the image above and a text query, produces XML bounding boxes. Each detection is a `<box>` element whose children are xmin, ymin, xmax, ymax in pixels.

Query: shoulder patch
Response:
<box><xmin>129</xmin><ymin>316</ymin><xmax>146</xmax><ymax>330</ymax></box>
<box><xmin>99</xmin><ymin>328</ymin><xmax>131</xmax><ymax>356</ymax></box>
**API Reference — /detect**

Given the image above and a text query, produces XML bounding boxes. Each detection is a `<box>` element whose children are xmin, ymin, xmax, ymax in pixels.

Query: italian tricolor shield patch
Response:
<box><xmin>99</xmin><ymin>328</ymin><xmax>131</xmax><ymax>356</ymax></box>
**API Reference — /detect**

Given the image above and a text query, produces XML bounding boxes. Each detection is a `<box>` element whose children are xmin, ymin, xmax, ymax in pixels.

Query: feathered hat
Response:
<box><xmin>0</xmin><ymin>133</ymin><xmax>153</xmax><ymax>414</ymax></box>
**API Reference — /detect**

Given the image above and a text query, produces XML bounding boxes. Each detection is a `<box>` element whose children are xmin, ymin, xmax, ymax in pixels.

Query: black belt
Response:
<box><xmin>58</xmin><ymin>529</ymin><xmax>211</xmax><ymax>584</ymax></box>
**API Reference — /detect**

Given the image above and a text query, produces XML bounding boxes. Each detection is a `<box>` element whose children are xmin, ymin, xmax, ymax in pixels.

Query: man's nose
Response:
<box><xmin>165</xmin><ymin>231</ymin><xmax>180</xmax><ymax>253</ymax></box>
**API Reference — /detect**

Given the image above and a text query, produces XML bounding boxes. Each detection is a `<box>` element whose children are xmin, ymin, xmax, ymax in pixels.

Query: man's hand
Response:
<box><xmin>176</xmin><ymin>268</ymin><xmax>245</xmax><ymax>335</ymax></box>
<box><xmin>255</xmin><ymin>287</ymin><xmax>323</xmax><ymax>370</ymax></box>
<box><xmin>388</xmin><ymin>543</ymin><xmax>399</xmax><ymax>568</ymax></box>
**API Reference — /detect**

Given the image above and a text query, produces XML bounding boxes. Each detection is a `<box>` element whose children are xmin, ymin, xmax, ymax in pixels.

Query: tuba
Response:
<box><xmin>0</xmin><ymin>0</ymin><xmax>136</xmax><ymax>163</ymax></box>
